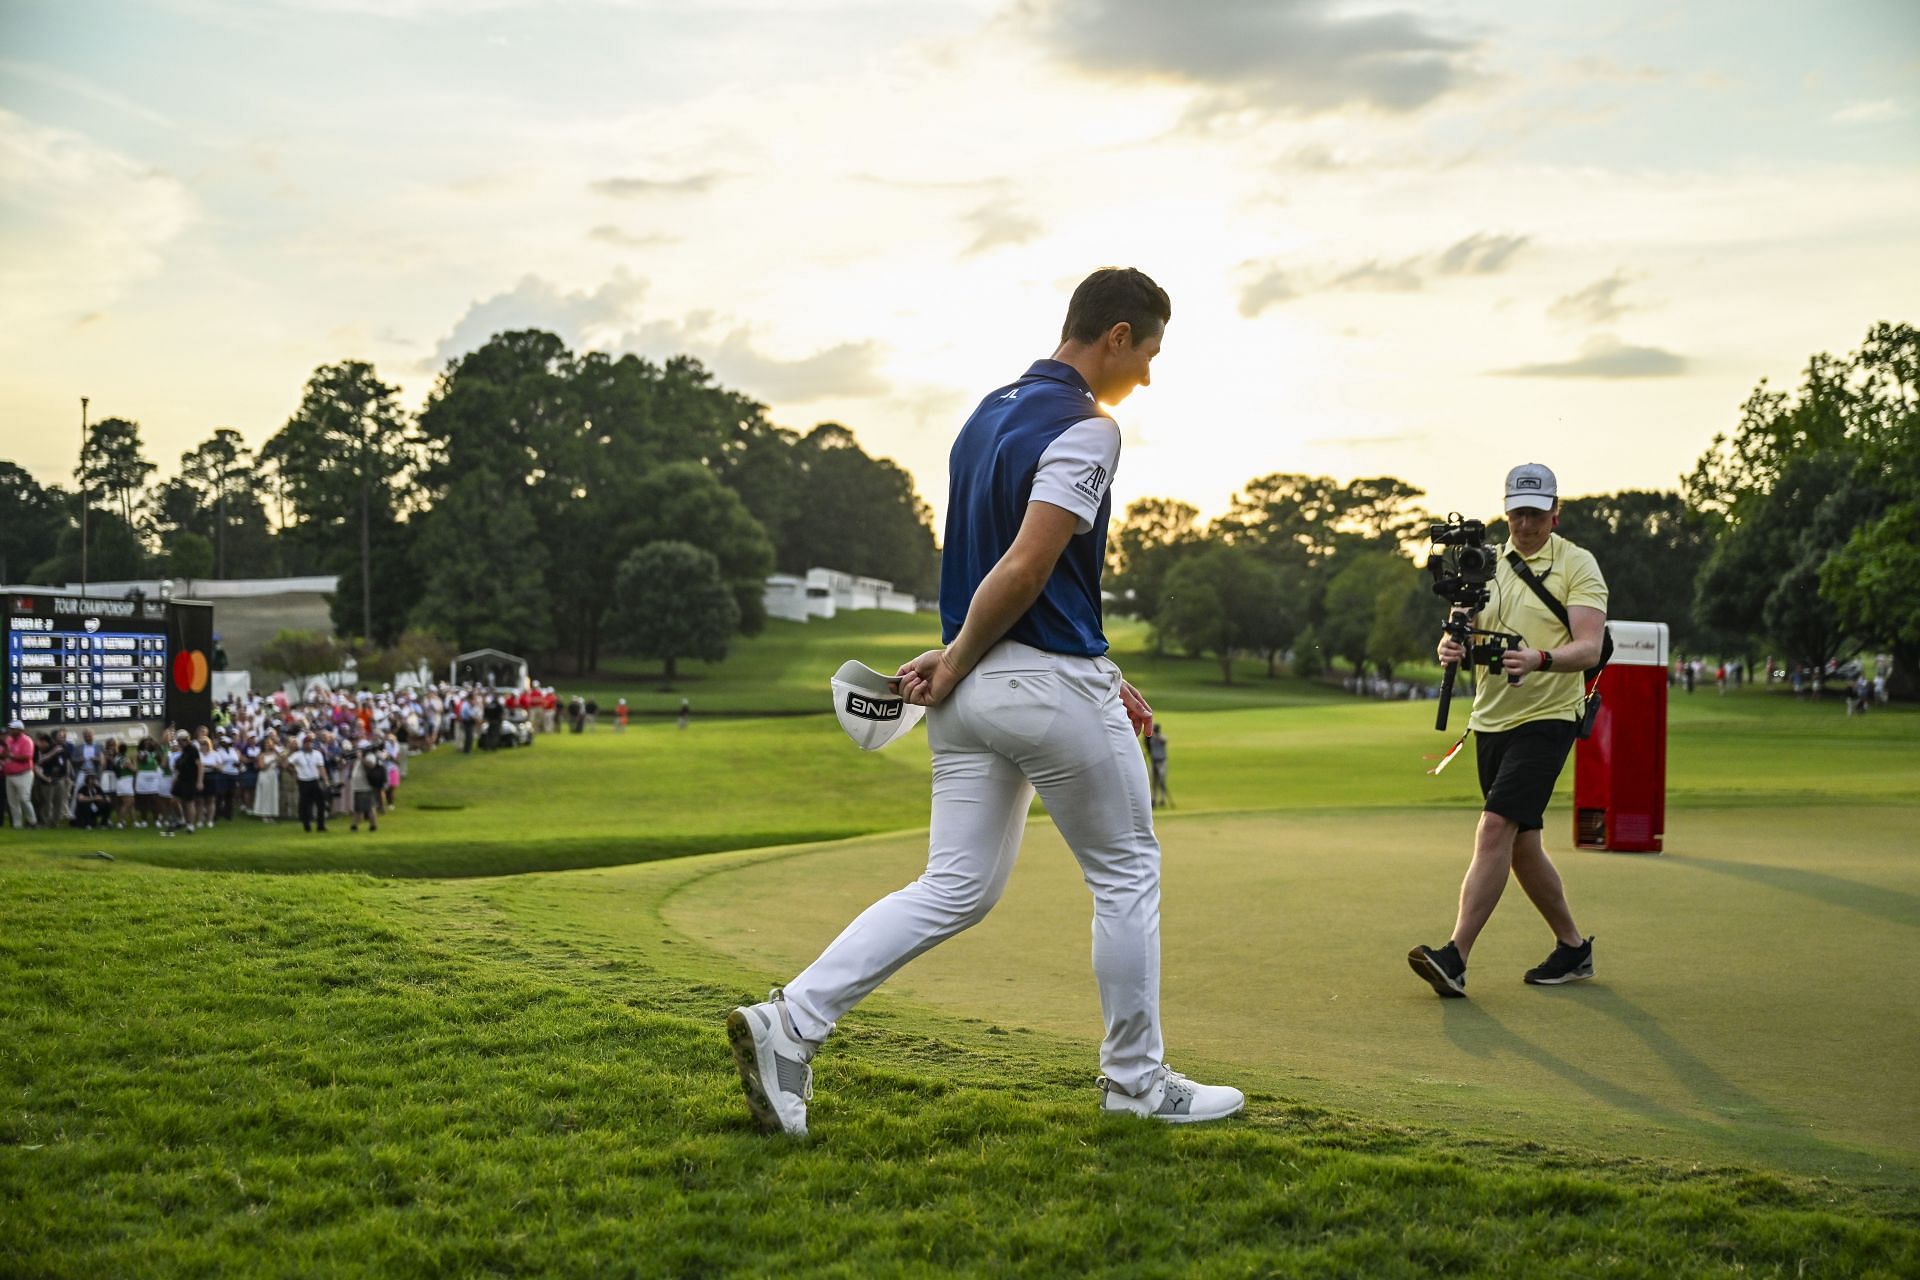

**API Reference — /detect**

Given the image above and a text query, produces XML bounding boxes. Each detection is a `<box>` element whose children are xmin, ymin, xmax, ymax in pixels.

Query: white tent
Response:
<box><xmin>451</xmin><ymin>648</ymin><xmax>529</xmax><ymax>690</ymax></box>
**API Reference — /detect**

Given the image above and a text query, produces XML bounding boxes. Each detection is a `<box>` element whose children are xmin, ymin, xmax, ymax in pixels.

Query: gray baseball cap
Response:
<box><xmin>1504</xmin><ymin>463</ymin><xmax>1558</xmax><ymax>512</ymax></box>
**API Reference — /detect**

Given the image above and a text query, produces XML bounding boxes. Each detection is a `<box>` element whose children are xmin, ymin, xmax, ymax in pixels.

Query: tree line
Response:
<box><xmin>4</xmin><ymin>321</ymin><xmax>1910</xmax><ymax>694</ymax></box>
<box><xmin>1105</xmin><ymin>322</ymin><xmax>1916</xmax><ymax>695</ymax></box>
<box><xmin>2</xmin><ymin>329</ymin><xmax>939</xmax><ymax>674</ymax></box>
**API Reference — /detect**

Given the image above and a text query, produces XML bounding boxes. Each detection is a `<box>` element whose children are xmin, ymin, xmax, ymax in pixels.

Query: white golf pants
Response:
<box><xmin>783</xmin><ymin>639</ymin><xmax>1165</xmax><ymax>1095</ymax></box>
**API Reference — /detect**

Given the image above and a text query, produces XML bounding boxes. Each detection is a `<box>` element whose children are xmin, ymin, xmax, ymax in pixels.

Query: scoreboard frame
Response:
<box><xmin>3</xmin><ymin>591</ymin><xmax>215</xmax><ymax>733</ymax></box>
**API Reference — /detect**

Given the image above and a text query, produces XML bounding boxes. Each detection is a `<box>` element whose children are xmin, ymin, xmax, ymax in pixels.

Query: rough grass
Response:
<box><xmin>4</xmin><ymin>614</ymin><xmax>1918</xmax><ymax>1275</ymax></box>
<box><xmin>4</xmin><ymin>861</ymin><xmax>1915</xmax><ymax>1279</ymax></box>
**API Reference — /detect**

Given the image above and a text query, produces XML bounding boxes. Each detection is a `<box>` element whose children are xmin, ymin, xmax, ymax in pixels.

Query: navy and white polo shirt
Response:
<box><xmin>939</xmin><ymin>359</ymin><xmax>1120</xmax><ymax>657</ymax></box>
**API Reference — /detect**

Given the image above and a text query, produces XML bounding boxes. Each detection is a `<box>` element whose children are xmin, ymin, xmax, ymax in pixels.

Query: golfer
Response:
<box><xmin>729</xmin><ymin>268</ymin><xmax>1244</xmax><ymax>1134</ymax></box>
<box><xmin>1409</xmin><ymin>463</ymin><xmax>1609</xmax><ymax>998</ymax></box>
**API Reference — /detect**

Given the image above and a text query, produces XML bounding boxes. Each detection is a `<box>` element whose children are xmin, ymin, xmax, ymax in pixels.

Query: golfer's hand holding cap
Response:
<box><xmin>895</xmin><ymin>648</ymin><xmax>957</xmax><ymax>707</ymax></box>
<box><xmin>832</xmin><ymin>659</ymin><xmax>926</xmax><ymax>750</ymax></box>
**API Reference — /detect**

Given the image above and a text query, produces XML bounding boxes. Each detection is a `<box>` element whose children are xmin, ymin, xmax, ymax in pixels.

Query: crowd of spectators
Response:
<box><xmin>2</xmin><ymin>681</ymin><xmax>570</xmax><ymax>838</ymax></box>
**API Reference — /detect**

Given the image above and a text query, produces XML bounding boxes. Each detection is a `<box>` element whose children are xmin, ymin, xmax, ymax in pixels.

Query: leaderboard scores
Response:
<box><xmin>4</xmin><ymin>595</ymin><xmax>170</xmax><ymax>727</ymax></box>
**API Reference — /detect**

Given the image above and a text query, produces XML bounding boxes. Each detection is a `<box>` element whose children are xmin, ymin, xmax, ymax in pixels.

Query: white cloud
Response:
<box><xmin>431</xmin><ymin>270</ymin><xmax>651</xmax><ymax>368</ymax></box>
<box><xmin>1831</xmin><ymin>99</ymin><xmax>1906</xmax><ymax>125</ymax></box>
<box><xmin>1434</xmin><ymin>232</ymin><xmax>1529</xmax><ymax>275</ymax></box>
<box><xmin>961</xmin><ymin>204</ymin><xmax>1043</xmax><ymax>256</ymax></box>
<box><xmin>589</xmin><ymin>172</ymin><xmax>725</xmax><ymax>198</ymax></box>
<box><xmin>1237</xmin><ymin>267</ymin><xmax>1298</xmax><ymax>317</ymax></box>
<box><xmin>1492</xmin><ymin>334</ymin><xmax>1687</xmax><ymax>379</ymax></box>
<box><xmin>1237</xmin><ymin>230</ymin><xmax>1529</xmax><ymax>312</ymax></box>
<box><xmin>1548</xmin><ymin>273</ymin><xmax>1637</xmax><ymax>327</ymax></box>
<box><xmin>433</xmin><ymin>271</ymin><xmax>891</xmax><ymax>403</ymax></box>
<box><xmin>1026</xmin><ymin>0</ymin><xmax>1480</xmax><ymax>118</ymax></box>
<box><xmin>0</xmin><ymin>110</ymin><xmax>195</xmax><ymax>332</ymax></box>
<box><xmin>587</xmin><ymin>225</ymin><xmax>680</xmax><ymax>249</ymax></box>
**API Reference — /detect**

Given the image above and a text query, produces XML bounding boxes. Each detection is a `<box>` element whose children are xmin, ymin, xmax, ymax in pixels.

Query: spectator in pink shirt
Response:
<box><xmin>4</xmin><ymin>719</ymin><xmax>37</xmax><ymax>830</ymax></box>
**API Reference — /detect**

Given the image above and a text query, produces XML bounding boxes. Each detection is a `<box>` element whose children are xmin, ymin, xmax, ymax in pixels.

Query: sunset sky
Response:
<box><xmin>3</xmin><ymin>0</ymin><xmax>1916</xmax><ymax>528</ymax></box>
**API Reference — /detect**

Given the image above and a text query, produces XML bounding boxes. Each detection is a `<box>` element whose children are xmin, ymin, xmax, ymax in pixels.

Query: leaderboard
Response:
<box><xmin>4</xmin><ymin>593</ymin><xmax>171</xmax><ymax>727</ymax></box>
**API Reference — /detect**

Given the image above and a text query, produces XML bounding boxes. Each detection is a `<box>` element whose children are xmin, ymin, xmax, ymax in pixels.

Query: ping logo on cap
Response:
<box><xmin>845</xmin><ymin>692</ymin><xmax>903</xmax><ymax>721</ymax></box>
<box><xmin>1514</xmin><ymin>476</ymin><xmax>1542</xmax><ymax>490</ymax></box>
<box><xmin>832</xmin><ymin>658</ymin><xmax>926</xmax><ymax>750</ymax></box>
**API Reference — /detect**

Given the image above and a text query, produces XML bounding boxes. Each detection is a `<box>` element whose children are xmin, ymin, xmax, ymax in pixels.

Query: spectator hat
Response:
<box><xmin>6</xmin><ymin>718</ymin><xmax>23</xmax><ymax>730</ymax></box>
<box><xmin>831</xmin><ymin>660</ymin><xmax>925</xmax><ymax>751</ymax></box>
<box><xmin>1504</xmin><ymin>462</ymin><xmax>1558</xmax><ymax>512</ymax></box>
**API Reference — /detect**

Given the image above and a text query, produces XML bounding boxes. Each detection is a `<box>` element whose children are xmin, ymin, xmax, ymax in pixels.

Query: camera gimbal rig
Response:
<box><xmin>1426</xmin><ymin>515</ymin><xmax>1524</xmax><ymax>733</ymax></box>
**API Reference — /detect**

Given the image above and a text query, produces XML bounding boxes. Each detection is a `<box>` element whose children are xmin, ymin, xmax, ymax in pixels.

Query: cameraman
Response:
<box><xmin>1409</xmin><ymin>463</ymin><xmax>1608</xmax><ymax>998</ymax></box>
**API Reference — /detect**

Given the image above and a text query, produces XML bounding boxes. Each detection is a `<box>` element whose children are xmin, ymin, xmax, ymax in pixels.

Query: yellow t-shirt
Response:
<box><xmin>1468</xmin><ymin>533</ymin><xmax>1609</xmax><ymax>734</ymax></box>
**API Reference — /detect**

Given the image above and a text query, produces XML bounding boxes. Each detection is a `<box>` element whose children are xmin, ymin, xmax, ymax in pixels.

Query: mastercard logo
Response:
<box><xmin>172</xmin><ymin>649</ymin><xmax>210</xmax><ymax>693</ymax></box>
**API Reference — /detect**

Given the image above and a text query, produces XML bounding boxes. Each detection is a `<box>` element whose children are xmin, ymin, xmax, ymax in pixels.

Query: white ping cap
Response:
<box><xmin>831</xmin><ymin>660</ymin><xmax>925</xmax><ymax>751</ymax></box>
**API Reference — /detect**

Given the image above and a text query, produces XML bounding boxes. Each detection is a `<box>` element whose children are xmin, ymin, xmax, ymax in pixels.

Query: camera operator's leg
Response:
<box><xmin>1511</xmin><ymin>830</ymin><xmax>1582</xmax><ymax>947</ymax></box>
<box><xmin>1450</xmin><ymin>811</ymin><xmax>1519</xmax><ymax>962</ymax></box>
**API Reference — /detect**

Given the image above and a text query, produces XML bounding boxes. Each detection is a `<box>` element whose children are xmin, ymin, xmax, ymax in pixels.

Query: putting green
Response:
<box><xmin>656</xmin><ymin>803</ymin><xmax>1920</xmax><ymax>1186</ymax></box>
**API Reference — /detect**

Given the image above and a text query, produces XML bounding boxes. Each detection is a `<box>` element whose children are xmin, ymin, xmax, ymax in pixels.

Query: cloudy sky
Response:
<box><xmin>3</xmin><ymin>0</ymin><xmax>1916</xmax><ymax>527</ymax></box>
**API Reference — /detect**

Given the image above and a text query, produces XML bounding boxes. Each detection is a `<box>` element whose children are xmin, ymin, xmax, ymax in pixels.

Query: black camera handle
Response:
<box><xmin>1434</xmin><ymin>615</ymin><xmax>1525</xmax><ymax>733</ymax></box>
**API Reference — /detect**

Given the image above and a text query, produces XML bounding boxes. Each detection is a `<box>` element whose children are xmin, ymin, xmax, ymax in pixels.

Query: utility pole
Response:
<box><xmin>80</xmin><ymin>396</ymin><xmax>90</xmax><ymax>590</ymax></box>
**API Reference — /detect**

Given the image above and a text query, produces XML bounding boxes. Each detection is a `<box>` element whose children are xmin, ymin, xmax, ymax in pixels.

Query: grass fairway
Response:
<box><xmin>5</xmin><ymin>612</ymin><xmax>1920</xmax><ymax>1275</ymax></box>
<box><xmin>663</xmin><ymin>805</ymin><xmax>1920</xmax><ymax>1188</ymax></box>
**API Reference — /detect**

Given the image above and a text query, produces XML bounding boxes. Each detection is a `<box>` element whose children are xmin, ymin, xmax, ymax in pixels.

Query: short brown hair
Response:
<box><xmin>1060</xmin><ymin>267</ymin><xmax>1171</xmax><ymax>345</ymax></box>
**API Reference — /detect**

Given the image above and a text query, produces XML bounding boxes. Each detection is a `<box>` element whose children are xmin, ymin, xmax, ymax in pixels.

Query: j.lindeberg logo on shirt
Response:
<box><xmin>1074</xmin><ymin>463</ymin><xmax>1108</xmax><ymax>501</ymax></box>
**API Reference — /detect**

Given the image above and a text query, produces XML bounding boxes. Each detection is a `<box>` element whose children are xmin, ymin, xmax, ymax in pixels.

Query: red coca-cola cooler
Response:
<box><xmin>1574</xmin><ymin>621</ymin><xmax>1668</xmax><ymax>853</ymax></box>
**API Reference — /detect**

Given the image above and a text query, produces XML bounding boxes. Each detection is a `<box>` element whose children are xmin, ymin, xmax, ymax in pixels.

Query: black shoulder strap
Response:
<box><xmin>1506</xmin><ymin>548</ymin><xmax>1613</xmax><ymax>677</ymax></box>
<box><xmin>1505</xmin><ymin>549</ymin><xmax>1571</xmax><ymax>631</ymax></box>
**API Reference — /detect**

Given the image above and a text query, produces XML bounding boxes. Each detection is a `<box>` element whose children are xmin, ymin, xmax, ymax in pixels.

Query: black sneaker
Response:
<box><xmin>1525</xmin><ymin>936</ymin><xmax>1594</xmax><ymax>986</ymax></box>
<box><xmin>1408</xmin><ymin>942</ymin><xmax>1468</xmax><ymax>998</ymax></box>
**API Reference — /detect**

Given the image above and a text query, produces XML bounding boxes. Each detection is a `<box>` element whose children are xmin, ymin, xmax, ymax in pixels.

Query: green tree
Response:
<box><xmin>418</xmin><ymin>336</ymin><xmax>775</xmax><ymax>672</ymax></box>
<box><xmin>1555</xmin><ymin>491</ymin><xmax>1715</xmax><ymax>650</ymax></box>
<box><xmin>149</xmin><ymin>428</ymin><xmax>277</xmax><ymax>578</ymax></box>
<box><xmin>328</xmin><ymin>516</ymin><xmax>421</xmax><ymax>647</ymax></box>
<box><xmin>1364</xmin><ymin>564</ymin><xmax>1432</xmax><ymax>680</ymax></box>
<box><xmin>1215</xmin><ymin>473</ymin><xmax>1350</xmax><ymax>570</ymax></box>
<box><xmin>771</xmin><ymin>424</ymin><xmax>939</xmax><ymax>595</ymax></box>
<box><xmin>622</xmin><ymin>461</ymin><xmax>775</xmax><ymax>639</ymax></box>
<box><xmin>33</xmin><ymin>509</ymin><xmax>148</xmax><ymax>583</ymax></box>
<box><xmin>1815</xmin><ymin>321</ymin><xmax>1920</xmax><ymax>695</ymax></box>
<box><xmin>606</xmin><ymin>541</ymin><xmax>741</xmax><ymax>682</ymax></box>
<box><xmin>77</xmin><ymin>416</ymin><xmax>155</xmax><ymax>529</ymax></box>
<box><xmin>1158</xmin><ymin>546</ymin><xmax>1284</xmax><ymax>683</ymax></box>
<box><xmin>1106</xmin><ymin>497</ymin><xmax>1204</xmax><ymax>634</ymax></box>
<box><xmin>167</xmin><ymin>531</ymin><xmax>214</xmax><ymax>580</ymax></box>
<box><xmin>408</xmin><ymin>469</ymin><xmax>553</xmax><ymax>655</ymax></box>
<box><xmin>257</xmin><ymin>629</ymin><xmax>345</xmax><ymax>685</ymax></box>
<box><xmin>1822</xmin><ymin>503</ymin><xmax>1920</xmax><ymax>695</ymax></box>
<box><xmin>0</xmin><ymin>462</ymin><xmax>70</xmax><ymax>584</ymax></box>
<box><xmin>1292</xmin><ymin>623</ymin><xmax>1326</xmax><ymax>679</ymax></box>
<box><xmin>355</xmin><ymin>628</ymin><xmax>459</xmax><ymax>688</ymax></box>
<box><xmin>264</xmin><ymin>361</ymin><xmax>415</xmax><ymax>639</ymax></box>
<box><xmin>1323</xmin><ymin>551</ymin><xmax>1419</xmax><ymax>676</ymax></box>
<box><xmin>1689</xmin><ymin>325</ymin><xmax>1912</xmax><ymax>682</ymax></box>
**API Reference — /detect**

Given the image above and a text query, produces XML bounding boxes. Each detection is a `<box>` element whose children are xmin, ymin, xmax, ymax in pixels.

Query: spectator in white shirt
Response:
<box><xmin>288</xmin><ymin>735</ymin><xmax>330</xmax><ymax>833</ymax></box>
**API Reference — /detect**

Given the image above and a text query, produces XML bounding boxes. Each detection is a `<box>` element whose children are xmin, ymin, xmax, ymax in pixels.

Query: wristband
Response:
<box><xmin>1538</xmin><ymin>649</ymin><xmax>1554</xmax><ymax>672</ymax></box>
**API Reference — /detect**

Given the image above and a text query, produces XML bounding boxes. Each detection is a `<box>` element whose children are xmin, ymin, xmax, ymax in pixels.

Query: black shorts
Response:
<box><xmin>1475</xmin><ymin>718</ymin><xmax>1578</xmax><ymax>832</ymax></box>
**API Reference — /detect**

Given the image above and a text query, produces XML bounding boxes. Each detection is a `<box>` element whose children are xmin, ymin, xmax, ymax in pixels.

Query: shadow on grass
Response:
<box><xmin>1668</xmin><ymin>856</ymin><xmax>1920</xmax><ymax>929</ymax></box>
<box><xmin>101</xmin><ymin>830</ymin><xmax>880</xmax><ymax>879</ymax></box>
<box><xmin>1438</xmin><ymin>989</ymin><xmax>1912</xmax><ymax>1183</ymax></box>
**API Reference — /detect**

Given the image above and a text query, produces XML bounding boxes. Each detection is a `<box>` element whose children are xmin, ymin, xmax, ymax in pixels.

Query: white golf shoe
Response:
<box><xmin>726</xmin><ymin>988</ymin><xmax>816</xmax><ymax>1136</ymax></box>
<box><xmin>1099</xmin><ymin>1069</ymin><xmax>1245</xmax><ymax>1124</ymax></box>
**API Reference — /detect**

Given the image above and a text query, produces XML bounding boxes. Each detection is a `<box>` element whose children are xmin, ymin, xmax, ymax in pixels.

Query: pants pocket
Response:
<box><xmin>972</xmin><ymin>668</ymin><xmax>1061</xmax><ymax>748</ymax></box>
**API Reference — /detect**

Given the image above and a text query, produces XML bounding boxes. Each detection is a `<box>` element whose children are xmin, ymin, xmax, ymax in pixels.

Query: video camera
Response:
<box><xmin>1425</xmin><ymin>515</ymin><xmax>1523</xmax><ymax>732</ymax></box>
